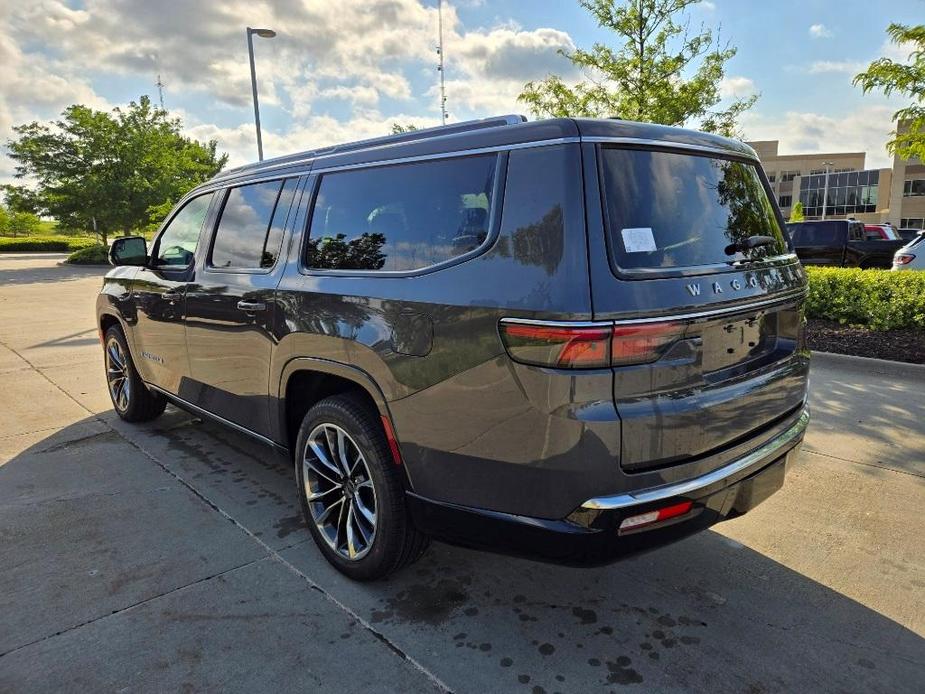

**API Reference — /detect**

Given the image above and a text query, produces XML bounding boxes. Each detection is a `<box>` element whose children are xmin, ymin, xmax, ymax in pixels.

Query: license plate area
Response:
<box><xmin>730</xmin><ymin>457</ymin><xmax>786</xmax><ymax>513</ymax></box>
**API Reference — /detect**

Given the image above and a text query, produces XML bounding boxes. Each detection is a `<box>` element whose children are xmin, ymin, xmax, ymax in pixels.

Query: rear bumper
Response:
<box><xmin>407</xmin><ymin>407</ymin><xmax>809</xmax><ymax>566</ymax></box>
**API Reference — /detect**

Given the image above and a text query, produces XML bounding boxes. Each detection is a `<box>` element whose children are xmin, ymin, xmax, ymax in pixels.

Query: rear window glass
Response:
<box><xmin>788</xmin><ymin>222</ymin><xmax>844</xmax><ymax>246</ymax></box>
<box><xmin>306</xmin><ymin>154</ymin><xmax>496</xmax><ymax>272</ymax></box>
<box><xmin>211</xmin><ymin>179</ymin><xmax>297</xmax><ymax>270</ymax></box>
<box><xmin>601</xmin><ymin>148</ymin><xmax>787</xmax><ymax>271</ymax></box>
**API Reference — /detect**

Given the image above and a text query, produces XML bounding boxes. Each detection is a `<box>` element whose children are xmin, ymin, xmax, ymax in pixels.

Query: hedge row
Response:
<box><xmin>65</xmin><ymin>244</ymin><xmax>110</xmax><ymax>264</ymax></box>
<box><xmin>0</xmin><ymin>236</ymin><xmax>97</xmax><ymax>252</ymax></box>
<box><xmin>805</xmin><ymin>266</ymin><xmax>925</xmax><ymax>331</ymax></box>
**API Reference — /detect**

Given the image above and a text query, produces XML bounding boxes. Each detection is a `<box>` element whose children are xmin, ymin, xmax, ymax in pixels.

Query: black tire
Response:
<box><xmin>103</xmin><ymin>326</ymin><xmax>167</xmax><ymax>422</ymax></box>
<box><xmin>295</xmin><ymin>393</ymin><xmax>429</xmax><ymax>581</ymax></box>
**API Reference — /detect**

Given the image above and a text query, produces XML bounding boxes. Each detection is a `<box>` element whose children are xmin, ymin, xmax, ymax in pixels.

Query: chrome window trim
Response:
<box><xmin>499</xmin><ymin>318</ymin><xmax>611</xmax><ymax>329</ymax></box>
<box><xmin>582</xmin><ymin>407</ymin><xmax>810</xmax><ymax>510</ymax></box>
<box><xmin>310</xmin><ymin>137</ymin><xmax>579</xmax><ymax>175</ymax></box>
<box><xmin>583</xmin><ymin>136</ymin><xmax>758</xmax><ymax>160</ymax></box>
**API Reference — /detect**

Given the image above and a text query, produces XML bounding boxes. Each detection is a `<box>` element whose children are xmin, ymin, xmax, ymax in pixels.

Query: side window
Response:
<box><xmin>155</xmin><ymin>193</ymin><xmax>215</xmax><ymax>267</ymax></box>
<box><xmin>211</xmin><ymin>179</ymin><xmax>297</xmax><ymax>270</ymax></box>
<box><xmin>848</xmin><ymin>223</ymin><xmax>863</xmax><ymax>241</ymax></box>
<box><xmin>306</xmin><ymin>154</ymin><xmax>497</xmax><ymax>272</ymax></box>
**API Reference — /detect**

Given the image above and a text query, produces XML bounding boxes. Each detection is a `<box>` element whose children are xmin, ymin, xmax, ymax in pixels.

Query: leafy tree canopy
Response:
<box><xmin>518</xmin><ymin>0</ymin><xmax>756</xmax><ymax>137</ymax></box>
<box><xmin>854</xmin><ymin>23</ymin><xmax>925</xmax><ymax>161</ymax></box>
<box><xmin>5</xmin><ymin>95</ymin><xmax>227</xmax><ymax>242</ymax></box>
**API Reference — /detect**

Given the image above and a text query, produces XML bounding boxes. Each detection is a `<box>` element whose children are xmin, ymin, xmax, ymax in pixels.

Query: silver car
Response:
<box><xmin>893</xmin><ymin>230</ymin><xmax>925</xmax><ymax>271</ymax></box>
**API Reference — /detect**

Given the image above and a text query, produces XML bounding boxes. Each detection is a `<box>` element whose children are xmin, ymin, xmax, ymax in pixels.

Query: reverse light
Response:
<box><xmin>619</xmin><ymin>500</ymin><xmax>693</xmax><ymax>532</ymax></box>
<box><xmin>499</xmin><ymin>319</ymin><xmax>683</xmax><ymax>369</ymax></box>
<box><xmin>894</xmin><ymin>253</ymin><xmax>915</xmax><ymax>266</ymax></box>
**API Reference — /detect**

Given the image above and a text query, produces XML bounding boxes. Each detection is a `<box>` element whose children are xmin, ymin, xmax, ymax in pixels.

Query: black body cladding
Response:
<box><xmin>97</xmin><ymin>116</ymin><xmax>810</xmax><ymax>567</ymax></box>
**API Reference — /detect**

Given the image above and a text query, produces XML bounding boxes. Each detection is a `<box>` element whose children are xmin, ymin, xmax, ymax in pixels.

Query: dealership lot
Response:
<box><xmin>1</xmin><ymin>253</ymin><xmax>923</xmax><ymax>692</ymax></box>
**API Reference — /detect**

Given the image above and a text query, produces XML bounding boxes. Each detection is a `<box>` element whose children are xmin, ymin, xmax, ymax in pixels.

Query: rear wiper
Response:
<box><xmin>724</xmin><ymin>235</ymin><xmax>776</xmax><ymax>256</ymax></box>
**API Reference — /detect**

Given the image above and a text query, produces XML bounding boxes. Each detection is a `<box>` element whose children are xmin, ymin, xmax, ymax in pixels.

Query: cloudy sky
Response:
<box><xmin>1</xmin><ymin>0</ymin><xmax>923</xmax><ymax>184</ymax></box>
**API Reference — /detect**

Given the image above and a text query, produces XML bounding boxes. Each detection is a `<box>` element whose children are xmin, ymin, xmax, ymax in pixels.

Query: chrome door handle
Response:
<box><xmin>237</xmin><ymin>300</ymin><xmax>267</xmax><ymax>312</ymax></box>
<box><xmin>163</xmin><ymin>290</ymin><xmax>183</xmax><ymax>303</ymax></box>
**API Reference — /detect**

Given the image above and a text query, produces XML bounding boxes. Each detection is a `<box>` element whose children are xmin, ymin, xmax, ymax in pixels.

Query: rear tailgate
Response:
<box><xmin>583</xmin><ymin>138</ymin><xmax>810</xmax><ymax>472</ymax></box>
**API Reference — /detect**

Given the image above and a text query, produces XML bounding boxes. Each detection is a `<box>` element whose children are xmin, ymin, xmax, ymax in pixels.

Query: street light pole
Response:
<box><xmin>820</xmin><ymin>160</ymin><xmax>834</xmax><ymax>220</ymax></box>
<box><xmin>246</xmin><ymin>27</ymin><xmax>276</xmax><ymax>161</ymax></box>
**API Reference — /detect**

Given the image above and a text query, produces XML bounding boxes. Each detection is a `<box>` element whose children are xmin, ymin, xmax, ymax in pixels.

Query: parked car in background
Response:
<box><xmin>893</xmin><ymin>231</ymin><xmax>925</xmax><ymax>271</ymax></box>
<box><xmin>787</xmin><ymin>220</ymin><xmax>906</xmax><ymax>268</ymax></box>
<box><xmin>97</xmin><ymin>116</ymin><xmax>810</xmax><ymax>580</ymax></box>
<box><xmin>898</xmin><ymin>227</ymin><xmax>923</xmax><ymax>243</ymax></box>
<box><xmin>863</xmin><ymin>224</ymin><xmax>903</xmax><ymax>241</ymax></box>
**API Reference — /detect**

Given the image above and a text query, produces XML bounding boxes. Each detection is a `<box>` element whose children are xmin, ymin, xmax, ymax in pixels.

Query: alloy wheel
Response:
<box><xmin>105</xmin><ymin>337</ymin><xmax>131</xmax><ymax>412</ymax></box>
<box><xmin>302</xmin><ymin>423</ymin><xmax>377</xmax><ymax>560</ymax></box>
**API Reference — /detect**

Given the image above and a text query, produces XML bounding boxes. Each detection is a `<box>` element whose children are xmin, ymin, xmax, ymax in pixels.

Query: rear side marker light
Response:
<box><xmin>619</xmin><ymin>500</ymin><xmax>693</xmax><ymax>532</ymax></box>
<box><xmin>894</xmin><ymin>254</ymin><xmax>915</xmax><ymax>265</ymax></box>
<box><xmin>499</xmin><ymin>319</ymin><xmax>682</xmax><ymax>369</ymax></box>
<box><xmin>380</xmin><ymin>415</ymin><xmax>403</xmax><ymax>466</ymax></box>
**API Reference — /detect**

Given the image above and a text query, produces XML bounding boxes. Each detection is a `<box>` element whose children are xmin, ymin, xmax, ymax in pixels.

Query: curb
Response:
<box><xmin>810</xmin><ymin>350</ymin><xmax>925</xmax><ymax>378</ymax></box>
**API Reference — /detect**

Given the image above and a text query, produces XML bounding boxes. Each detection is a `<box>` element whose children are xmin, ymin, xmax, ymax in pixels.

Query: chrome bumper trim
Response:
<box><xmin>581</xmin><ymin>407</ymin><xmax>810</xmax><ymax>510</ymax></box>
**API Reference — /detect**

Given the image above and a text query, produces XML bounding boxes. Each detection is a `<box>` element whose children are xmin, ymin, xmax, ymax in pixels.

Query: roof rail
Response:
<box><xmin>214</xmin><ymin>114</ymin><xmax>528</xmax><ymax>180</ymax></box>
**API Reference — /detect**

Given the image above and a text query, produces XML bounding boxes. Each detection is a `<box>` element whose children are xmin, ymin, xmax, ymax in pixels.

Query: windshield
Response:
<box><xmin>601</xmin><ymin>147</ymin><xmax>788</xmax><ymax>272</ymax></box>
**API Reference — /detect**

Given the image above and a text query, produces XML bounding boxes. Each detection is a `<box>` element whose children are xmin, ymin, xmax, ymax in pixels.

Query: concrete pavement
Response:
<box><xmin>1</xmin><ymin>253</ymin><xmax>923</xmax><ymax>692</ymax></box>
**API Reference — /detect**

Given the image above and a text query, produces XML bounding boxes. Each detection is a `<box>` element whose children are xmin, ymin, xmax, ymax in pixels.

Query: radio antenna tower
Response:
<box><xmin>436</xmin><ymin>0</ymin><xmax>447</xmax><ymax>125</ymax></box>
<box><xmin>155</xmin><ymin>74</ymin><xmax>166</xmax><ymax>110</ymax></box>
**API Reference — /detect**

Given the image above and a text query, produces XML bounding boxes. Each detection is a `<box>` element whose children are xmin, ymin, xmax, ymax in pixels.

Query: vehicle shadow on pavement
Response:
<box><xmin>1</xmin><ymin>411</ymin><xmax>923</xmax><ymax>693</ymax></box>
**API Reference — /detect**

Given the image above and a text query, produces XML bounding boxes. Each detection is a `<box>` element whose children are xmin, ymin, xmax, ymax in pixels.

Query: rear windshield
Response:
<box><xmin>601</xmin><ymin>147</ymin><xmax>788</xmax><ymax>272</ymax></box>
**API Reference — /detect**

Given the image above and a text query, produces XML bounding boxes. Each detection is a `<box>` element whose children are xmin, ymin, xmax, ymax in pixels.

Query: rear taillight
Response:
<box><xmin>894</xmin><ymin>253</ymin><xmax>915</xmax><ymax>265</ymax></box>
<box><xmin>499</xmin><ymin>319</ymin><xmax>683</xmax><ymax>369</ymax></box>
<box><xmin>611</xmin><ymin>322</ymin><xmax>681</xmax><ymax>365</ymax></box>
<box><xmin>499</xmin><ymin>321</ymin><xmax>612</xmax><ymax>368</ymax></box>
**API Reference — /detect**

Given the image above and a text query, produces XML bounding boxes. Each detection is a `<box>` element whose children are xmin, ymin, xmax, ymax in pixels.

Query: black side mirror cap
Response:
<box><xmin>109</xmin><ymin>236</ymin><xmax>148</xmax><ymax>266</ymax></box>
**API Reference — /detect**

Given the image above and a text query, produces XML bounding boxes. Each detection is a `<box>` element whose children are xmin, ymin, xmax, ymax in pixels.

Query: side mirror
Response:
<box><xmin>109</xmin><ymin>236</ymin><xmax>148</xmax><ymax>266</ymax></box>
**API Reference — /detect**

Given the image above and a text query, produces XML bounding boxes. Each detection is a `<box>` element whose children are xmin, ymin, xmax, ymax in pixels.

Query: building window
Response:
<box><xmin>778</xmin><ymin>195</ymin><xmax>792</xmax><ymax>207</ymax></box>
<box><xmin>903</xmin><ymin>179</ymin><xmax>925</xmax><ymax>197</ymax></box>
<box><xmin>901</xmin><ymin>218</ymin><xmax>924</xmax><ymax>228</ymax></box>
<box><xmin>797</xmin><ymin>168</ymin><xmax>880</xmax><ymax>218</ymax></box>
<box><xmin>767</xmin><ymin>172</ymin><xmax>776</xmax><ymax>182</ymax></box>
<box><xmin>780</xmin><ymin>170</ymin><xmax>800</xmax><ymax>182</ymax></box>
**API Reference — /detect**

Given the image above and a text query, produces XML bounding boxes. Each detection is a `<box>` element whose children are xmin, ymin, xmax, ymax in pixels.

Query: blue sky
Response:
<box><xmin>2</xmin><ymin>0</ymin><xmax>922</xmax><ymax>182</ymax></box>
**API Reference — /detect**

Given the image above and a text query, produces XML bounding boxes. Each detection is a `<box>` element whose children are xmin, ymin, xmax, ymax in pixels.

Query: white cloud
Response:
<box><xmin>699</xmin><ymin>1</ymin><xmax>717</xmax><ymax>10</ymax></box>
<box><xmin>720</xmin><ymin>76</ymin><xmax>757</xmax><ymax>98</ymax></box>
<box><xmin>807</xmin><ymin>60</ymin><xmax>865</xmax><ymax>75</ymax></box>
<box><xmin>809</xmin><ymin>24</ymin><xmax>833</xmax><ymax>39</ymax></box>
<box><xmin>741</xmin><ymin>105</ymin><xmax>896</xmax><ymax>169</ymax></box>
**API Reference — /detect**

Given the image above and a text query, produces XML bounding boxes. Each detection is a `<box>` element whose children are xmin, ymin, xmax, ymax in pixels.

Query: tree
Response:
<box><xmin>854</xmin><ymin>23</ymin><xmax>925</xmax><ymax>161</ymax></box>
<box><xmin>9</xmin><ymin>211</ymin><xmax>41</xmax><ymax>237</ymax></box>
<box><xmin>518</xmin><ymin>0</ymin><xmax>757</xmax><ymax>136</ymax></box>
<box><xmin>0</xmin><ymin>206</ymin><xmax>9</xmax><ymax>236</ymax></box>
<box><xmin>788</xmin><ymin>201</ymin><xmax>805</xmax><ymax>223</ymax></box>
<box><xmin>6</xmin><ymin>96</ymin><xmax>227</xmax><ymax>245</ymax></box>
<box><xmin>390</xmin><ymin>123</ymin><xmax>419</xmax><ymax>134</ymax></box>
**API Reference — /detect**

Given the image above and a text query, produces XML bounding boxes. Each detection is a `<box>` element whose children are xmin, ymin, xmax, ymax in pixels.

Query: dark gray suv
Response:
<box><xmin>97</xmin><ymin>116</ymin><xmax>810</xmax><ymax>580</ymax></box>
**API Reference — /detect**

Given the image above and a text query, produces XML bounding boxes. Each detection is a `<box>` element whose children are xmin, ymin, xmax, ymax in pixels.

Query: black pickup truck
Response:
<box><xmin>786</xmin><ymin>220</ymin><xmax>906</xmax><ymax>268</ymax></box>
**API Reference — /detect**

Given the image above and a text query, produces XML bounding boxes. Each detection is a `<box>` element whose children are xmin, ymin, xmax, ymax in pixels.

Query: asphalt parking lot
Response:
<box><xmin>1</xmin><ymin>252</ymin><xmax>923</xmax><ymax>693</ymax></box>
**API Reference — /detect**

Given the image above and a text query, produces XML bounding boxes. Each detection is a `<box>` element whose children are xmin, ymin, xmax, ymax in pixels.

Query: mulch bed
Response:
<box><xmin>806</xmin><ymin>319</ymin><xmax>925</xmax><ymax>364</ymax></box>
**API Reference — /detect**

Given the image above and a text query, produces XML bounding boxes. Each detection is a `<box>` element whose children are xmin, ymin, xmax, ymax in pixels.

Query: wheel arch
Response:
<box><xmin>276</xmin><ymin>358</ymin><xmax>412</xmax><ymax>487</ymax></box>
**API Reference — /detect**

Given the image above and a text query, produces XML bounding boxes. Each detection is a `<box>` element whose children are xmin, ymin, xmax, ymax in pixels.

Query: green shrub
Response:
<box><xmin>0</xmin><ymin>236</ymin><xmax>96</xmax><ymax>252</ymax></box>
<box><xmin>805</xmin><ymin>266</ymin><xmax>925</xmax><ymax>331</ymax></box>
<box><xmin>66</xmin><ymin>244</ymin><xmax>110</xmax><ymax>264</ymax></box>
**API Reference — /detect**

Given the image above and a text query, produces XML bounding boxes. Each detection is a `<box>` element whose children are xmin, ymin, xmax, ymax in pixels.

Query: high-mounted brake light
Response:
<box><xmin>619</xmin><ymin>500</ymin><xmax>693</xmax><ymax>532</ymax></box>
<box><xmin>499</xmin><ymin>319</ymin><xmax>682</xmax><ymax>369</ymax></box>
<box><xmin>894</xmin><ymin>253</ymin><xmax>915</xmax><ymax>266</ymax></box>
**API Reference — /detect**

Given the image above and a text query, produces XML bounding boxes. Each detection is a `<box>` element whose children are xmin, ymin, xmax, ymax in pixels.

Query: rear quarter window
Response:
<box><xmin>305</xmin><ymin>154</ymin><xmax>497</xmax><ymax>272</ymax></box>
<box><xmin>789</xmin><ymin>222</ymin><xmax>843</xmax><ymax>246</ymax></box>
<box><xmin>600</xmin><ymin>147</ymin><xmax>788</xmax><ymax>274</ymax></box>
